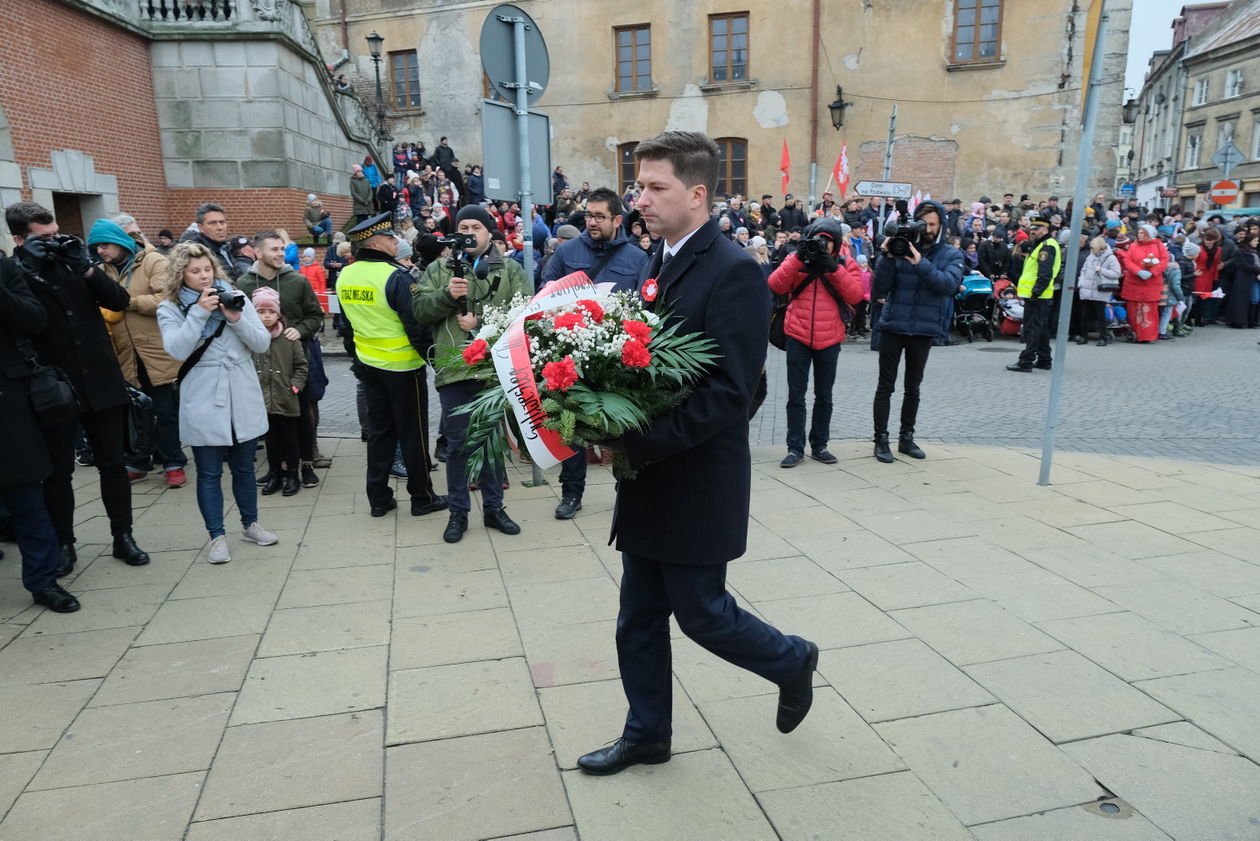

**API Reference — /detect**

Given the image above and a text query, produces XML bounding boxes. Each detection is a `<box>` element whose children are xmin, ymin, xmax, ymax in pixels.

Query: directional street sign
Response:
<box><xmin>1118</xmin><ymin>183</ymin><xmax>1136</xmax><ymax>196</ymax></box>
<box><xmin>855</xmin><ymin>180</ymin><xmax>912</xmax><ymax>199</ymax></box>
<box><xmin>1211</xmin><ymin>142</ymin><xmax>1244</xmax><ymax>178</ymax></box>
<box><xmin>1209</xmin><ymin>180</ymin><xmax>1239</xmax><ymax>206</ymax></box>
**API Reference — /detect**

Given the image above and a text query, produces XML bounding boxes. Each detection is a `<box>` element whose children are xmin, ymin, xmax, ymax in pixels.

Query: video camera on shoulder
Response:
<box><xmin>883</xmin><ymin>218</ymin><xmax>929</xmax><ymax>258</ymax></box>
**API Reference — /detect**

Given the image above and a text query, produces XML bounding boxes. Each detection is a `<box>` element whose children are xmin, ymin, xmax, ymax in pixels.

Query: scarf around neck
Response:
<box><xmin>179</xmin><ymin>281</ymin><xmax>229</xmax><ymax>339</ymax></box>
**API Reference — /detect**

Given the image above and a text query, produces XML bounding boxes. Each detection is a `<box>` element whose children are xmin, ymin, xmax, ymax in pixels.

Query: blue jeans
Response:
<box><xmin>784</xmin><ymin>336</ymin><xmax>841</xmax><ymax>455</ymax></box>
<box><xmin>438</xmin><ymin>380</ymin><xmax>505</xmax><ymax>515</ymax></box>
<box><xmin>308</xmin><ymin>218</ymin><xmax>333</xmax><ymax>239</ymax></box>
<box><xmin>192</xmin><ymin>439</ymin><xmax>259</xmax><ymax>538</ymax></box>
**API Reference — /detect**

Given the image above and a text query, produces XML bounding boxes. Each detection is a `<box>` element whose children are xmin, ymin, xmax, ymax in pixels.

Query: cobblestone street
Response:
<box><xmin>320</xmin><ymin>323</ymin><xmax>1260</xmax><ymax>467</ymax></box>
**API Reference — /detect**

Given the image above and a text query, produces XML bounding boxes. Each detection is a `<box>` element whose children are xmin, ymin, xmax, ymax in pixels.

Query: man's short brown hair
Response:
<box><xmin>633</xmin><ymin>132</ymin><xmax>720</xmax><ymax>206</ymax></box>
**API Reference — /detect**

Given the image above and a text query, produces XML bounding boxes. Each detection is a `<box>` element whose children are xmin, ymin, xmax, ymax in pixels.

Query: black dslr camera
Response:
<box><xmin>210</xmin><ymin>288</ymin><xmax>247</xmax><ymax>311</ymax></box>
<box><xmin>40</xmin><ymin>234</ymin><xmax>85</xmax><ymax>259</ymax></box>
<box><xmin>883</xmin><ymin>218</ymin><xmax>929</xmax><ymax>258</ymax></box>
<box><xmin>795</xmin><ymin>235</ymin><xmax>832</xmax><ymax>268</ymax></box>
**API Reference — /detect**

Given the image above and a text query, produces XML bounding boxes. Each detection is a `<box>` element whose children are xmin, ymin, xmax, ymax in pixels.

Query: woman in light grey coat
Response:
<box><xmin>1077</xmin><ymin>236</ymin><xmax>1122</xmax><ymax>346</ymax></box>
<box><xmin>157</xmin><ymin>242</ymin><xmax>278</xmax><ymax>564</ymax></box>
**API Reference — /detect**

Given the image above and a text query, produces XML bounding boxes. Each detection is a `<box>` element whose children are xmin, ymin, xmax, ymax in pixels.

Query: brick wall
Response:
<box><xmin>856</xmin><ymin>138</ymin><xmax>959</xmax><ymax>204</ymax></box>
<box><xmin>0</xmin><ymin>0</ymin><xmax>169</xmax><ymax>234</ymax></box>
<box><xmin>167</xmin><ymin>189</ymin><xmax>354</xmax><ymax>242</ymax></box>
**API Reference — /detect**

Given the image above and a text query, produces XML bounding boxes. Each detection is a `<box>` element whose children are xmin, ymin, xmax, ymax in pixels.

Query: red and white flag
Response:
<box><xmin>780</xmin><ymin>139</ymin><xmax>791</xmax><ymax>196</ymax></box>
<box><xmin>832</xmin><ymin>141</ymin><xmax>849</xmax><ymax>199</ymax></box>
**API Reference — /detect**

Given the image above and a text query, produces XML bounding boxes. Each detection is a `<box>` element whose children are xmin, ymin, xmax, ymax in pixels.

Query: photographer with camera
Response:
<box><xmin>540</xmin><ymin>188</ymin><xmax>649</xmax><ymax>519</ymax></box>
<box><xmin>871</xmin><ymin>199</ymin><xmax>964</xmax><ymax>463</ymax></box>
<box><xmin>4</xmin><ymin>201</ymin><xmax>151</xmax><ymax>574</ymax></box>
<box><xmin>1005</xmin><ymin>213</ymin><xmax>1060</xmax><ymax>372</ymax></box>
<box><xmin>768</xmin><ymin>218</ymin><xmax>864</xmax><ymax>468</ymax></box>
<box><xmin>0</xmin><ymin>251</ymin><xmax>83</xmax><ymax>612</ymax></box>
<box><xmin>334</xmin><ymin>212</ymin><xmax>447</xmax><ymax>520</ymax></box>
<box><xmin>157</xmin><ymin>242</ymin><xmax>279</xmax><ymax>564</ymax></box>
<box><xmin>414</xmin><ymin>205</ymin><xmax>528</xmax><ymax>544</ymax></box>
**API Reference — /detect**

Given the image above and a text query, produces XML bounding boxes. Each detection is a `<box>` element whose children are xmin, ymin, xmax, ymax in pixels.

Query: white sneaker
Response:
<box><xmin>242</xmin><ymin>523</ymin><xmax>278</xmax><ymax>546</ymax></box>
<box><xmin>208</xmin><ymin>535</ymin><xmax>231</xmax><ymax>564</ymax></box>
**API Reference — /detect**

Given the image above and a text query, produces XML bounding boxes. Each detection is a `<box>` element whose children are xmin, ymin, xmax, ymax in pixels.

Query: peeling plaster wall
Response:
<box><xmin>309</xmin><ymin>0</ymin><xmax>1131</xmax><ymax>201</ymax></box>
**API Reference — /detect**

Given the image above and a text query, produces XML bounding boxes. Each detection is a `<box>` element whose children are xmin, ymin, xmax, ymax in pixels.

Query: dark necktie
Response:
<box><xmin>662</xmin><ymin>250</ymin><xmax>673</xmax><ymax>269</ymax></box>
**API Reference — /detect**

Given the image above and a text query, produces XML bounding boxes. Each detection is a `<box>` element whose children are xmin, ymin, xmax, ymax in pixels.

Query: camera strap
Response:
<box><xmin>587</xmin><ymin>244</ymin><xmax>621</xmax><ymax>284</ymax></box>
<box><xmin>176</xmin><ymin>319</ymin><xmax>227</xmax><ymax>386</ymax></box>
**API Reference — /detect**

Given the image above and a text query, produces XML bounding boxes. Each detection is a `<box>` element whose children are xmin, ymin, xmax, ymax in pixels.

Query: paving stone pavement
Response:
<box><xmin>319</xmin><ymin>322</ymin><xmax>1260</xmax><ymax>465</ymax></box>
<box><xmin>3</xmin><ymin>437</ymin><xmax>1260</xmax><ymax>840</ymax></box>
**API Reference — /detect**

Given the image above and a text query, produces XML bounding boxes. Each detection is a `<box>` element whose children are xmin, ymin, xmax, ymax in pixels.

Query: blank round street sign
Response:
<box><xmin>1209</xmin><ymin>180</ymin><xmax>1239</xmax><ymax>205</ymax></box>
<box><xmin>480</xmin><ymin>4</ymin><xmax>550</xmax><ymax>104</ymax></box>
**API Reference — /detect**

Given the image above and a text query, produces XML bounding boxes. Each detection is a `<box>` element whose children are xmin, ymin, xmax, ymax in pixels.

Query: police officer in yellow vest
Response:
<box><xmin>337</xmin><ymin>212</ymin><xmax>448</xmax><ymax>518</ymax></box>
<box><xmin>1007</xmin><ymin>213</ymin><xmax>1061</xmax><ymax>373</ymax></box>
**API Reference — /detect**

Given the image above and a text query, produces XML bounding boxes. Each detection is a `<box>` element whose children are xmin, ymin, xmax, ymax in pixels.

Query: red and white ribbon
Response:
<box><xmin>489</xmin><ymin>271</ymin><xmax>616</xmax><ymax>469</ymax></box>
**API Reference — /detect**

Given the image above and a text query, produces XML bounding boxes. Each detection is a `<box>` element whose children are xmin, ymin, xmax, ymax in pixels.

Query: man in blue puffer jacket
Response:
<box><xmin>870</xmin><ymin>199</ymin><xmax>963</xmax><ymax>463</ymax></box>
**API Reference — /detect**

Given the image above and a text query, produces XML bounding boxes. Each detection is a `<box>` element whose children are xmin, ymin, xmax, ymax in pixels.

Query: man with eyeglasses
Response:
<box><xmin>540</xmin><ymin>186</ymin><xmax>648</xmax><ymax>519</ymax></box>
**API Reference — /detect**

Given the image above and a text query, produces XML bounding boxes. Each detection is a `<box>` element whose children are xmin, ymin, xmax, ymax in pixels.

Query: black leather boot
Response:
<box><xmin>260</xmin><ymin>471</ymin><xmax>284</xmax><ymax>495</ymax></box>
<box><xmin>898</xmin><ymin>433</ymin><xmax>926</xmax><ymax>459</ymax></box>
<box><xmin>1249</xmin><ymin>303</ymin><xmax>1259</xmax><ymax>329</ymax></box>
<box><xmin>282</xmin><ymin>469</ymin><xmax>301</xmax><ymax>497</ymax></box>
<box><xmin>112</xmin><ymin>532</ymin><xmax>150</xmax><ymax>566</ymax></box>
<box><xmin>873</xmin><ymin>433</ymin><xmax>894</xmax><ymax>464</ymax></box>
<box><xmin>55</xmin><ymin>543</ymin><xmax>77</xmax><ymax>578</ymax></box>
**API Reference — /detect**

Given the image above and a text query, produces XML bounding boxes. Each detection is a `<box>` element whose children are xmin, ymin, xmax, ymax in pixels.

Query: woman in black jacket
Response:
<box><xmin>0</xmin><ymin>257</ymin><xmax>81</xmax><ymax>612</ymax></box>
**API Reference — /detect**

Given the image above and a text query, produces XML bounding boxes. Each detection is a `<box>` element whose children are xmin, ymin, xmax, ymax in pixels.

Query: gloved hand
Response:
<box><xmin>13</xmin><ymin>238</ymin><xmax>51</xmax><ymax>276</ymax></box>
<box><xmin>56</xmin><ymin>235</ymin><xmax>94</xmax><ymax>275</ymax></box>
<box><xmin>1137</xmin><ymin>270</ymin><xmax>1152</xmax><ymax>280</ymax></box>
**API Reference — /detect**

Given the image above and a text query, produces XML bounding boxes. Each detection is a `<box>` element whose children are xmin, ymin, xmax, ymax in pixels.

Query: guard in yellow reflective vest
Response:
<box><xmin>337</xmin><ymin>212</ymin><xmax>448</xmax><ymax>518</ymax></box>
<box><xmin>1007</xmin><ymin>213</ymin><xmax>1061</xmax><ymax>373</ymax></box>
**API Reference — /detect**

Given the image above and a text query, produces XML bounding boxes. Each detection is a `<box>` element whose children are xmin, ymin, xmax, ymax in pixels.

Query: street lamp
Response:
<box><xmin>365</xmin><ymin>31</ymin><xmax>386</xmax><ymax>133</ymax></box>
<box><xmin>827</xmin><ymin>86</ymin><xmax>851</xmax><ymax>130</ymax></box>
<box><xmin>1122</xmin><ymin>98</ymin><xmax>1139</xmax><ymax>124</ymax></box>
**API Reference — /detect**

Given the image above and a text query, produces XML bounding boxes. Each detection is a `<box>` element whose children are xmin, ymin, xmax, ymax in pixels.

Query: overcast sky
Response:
<box><xmin>1123</xmin><ymin>0</ymin><xmax>1199</xmax><ymax>94</ymax></box>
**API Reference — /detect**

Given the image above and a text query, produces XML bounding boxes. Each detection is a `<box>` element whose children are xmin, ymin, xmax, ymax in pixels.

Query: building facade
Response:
<box><xmin>0</xmin><ymin>0</ymin><xmax>384</xmax><ymax>253</ymax></box>
<box><xmin>1131</xmin><ymin>0</ymin><xmax>1260</xmax><ymax>213</ymax></box>
<box><xmin>310</xmin><ymin>0</ymin><xmax>1131</xmax><ymax>205</ymax></box>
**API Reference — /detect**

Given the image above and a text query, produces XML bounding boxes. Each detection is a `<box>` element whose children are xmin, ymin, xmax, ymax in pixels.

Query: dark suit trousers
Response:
<box><xmin>42</xmin><ymin>405</ymin><xmax>132</xmax><ymax>544</ymax></box>
<box><xmin>0</xmin><ymin>483</ymin><xmax>60</xmax><ymax>594</ymax></box>
<box><xmin>617</xmin><ymin>553</ymin><xmax>809</xmax><ymax>743</ymax></box>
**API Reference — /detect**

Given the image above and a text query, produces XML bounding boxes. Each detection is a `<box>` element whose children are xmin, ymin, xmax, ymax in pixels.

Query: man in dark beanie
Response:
<box><xmin>414</xmin><ymin>203</ymin><xmax>529</xmax><ymax>544</ymax></box>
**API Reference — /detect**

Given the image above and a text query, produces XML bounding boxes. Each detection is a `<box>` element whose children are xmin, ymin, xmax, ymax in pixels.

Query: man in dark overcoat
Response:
<box><xmin>577</xmin><ymin>132</ymin><xmax>819</xmax><ymax>776</ymax></box>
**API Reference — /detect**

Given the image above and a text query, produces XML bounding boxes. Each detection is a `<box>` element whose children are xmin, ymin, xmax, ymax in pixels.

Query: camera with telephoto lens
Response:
<box><xmin>41</xmin><ymin>234</ymin><xmax>83</xmax><ymax>259</ymax></box>
<box><xmin>883</xmin><ymin>218</ymin><xmax>929</xmax><ymax>258</ymax></box>
<box><xmin>436</xmin><ymin>233</ymin><xmax>479</xmax><ymax>253</ymax></box>
<box><xmin>795</xmin><ymin>235</ymin><xmax>833</xmax><ymax>268</ymax></box>
<box><xmin>209</xmin><ymin>289</ymin><xmax>247</xmax><ymax>311</ymax></box>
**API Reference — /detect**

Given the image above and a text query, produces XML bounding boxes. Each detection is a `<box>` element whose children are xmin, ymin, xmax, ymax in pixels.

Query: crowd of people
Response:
<box><xmin>4</xmin><ymin>127</ymin><xmax>1258</xmax><ymax>619</ymax></box>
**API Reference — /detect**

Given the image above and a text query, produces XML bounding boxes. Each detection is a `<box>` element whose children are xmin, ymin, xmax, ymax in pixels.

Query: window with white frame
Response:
<box><xmin>1253</xmin><ymin>119</ymin><xmax>1260</xmax><ymax>160</ymax></box>
<box><xmin>1193</xmin><ymin>78</ymin><xmax>1209</xmax><ymax>106</ymax></box>
<box><xmin>1225</xmin><ymin>69</ymin><xmax>1243</xmax><ymax>98</ymax></box>
<box><xmin>1185</xmin><ymin>133</ymin><xmax>1201</xmax><ymax>168</ymax></box>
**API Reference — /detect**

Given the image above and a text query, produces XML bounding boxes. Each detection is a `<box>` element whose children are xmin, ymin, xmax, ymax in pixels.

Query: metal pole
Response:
<box><xmin>372</xmin><ymin>56</ymin><xmax>384</xmax><ymax>132</ymax></box>
<box><xmin>509</xmin><ymin>15</ymin><xmax>547</xmax><ymax>487</ymax></box>
<box><xmin>808</xmin><ymin>162</ymin><xmax>817</xmax><ymax>211</ymax></box>
<box><xmin>876</xmin><ymin>105</ymin><xmax>897</xmax><ymax>238</ymax></box>
<box><xmin>1038</xmin><ymin>5</ymin><xmax>1108</xmax><ymax>486</ymax></box>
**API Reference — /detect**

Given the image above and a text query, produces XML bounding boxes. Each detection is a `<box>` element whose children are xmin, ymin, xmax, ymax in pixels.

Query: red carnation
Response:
<box><xmin>462</xmin><ymin>338</ymin><xmax>489</xmax><ymax>365</ymax></box>
<box><xmin>543</xmin><ymin>355</ymin><xmax>579</xmax><ymax>391</ymax></box>
<box><xmin>621</xmin><ymin>319</ymin><xmax>652</xmax><ymax>345</ymax></box>
<box><xmin>525</xmin><ymin>312</ymin><xmax>544</xmax><ymax>321</ymax></box>
<box><xmin>553</xmin><ymin>312</ymin><xmax>586</xmax><ymax>331</ymax></box>
<box><xmin>621</xmin><ymin>339</ymin><xmax>651</xmax><ymax>368</ymax></box>
<box><xmin>576</xmin><ymin>299</ymin><xmax>605</xmax><ymax>324</ymax></box>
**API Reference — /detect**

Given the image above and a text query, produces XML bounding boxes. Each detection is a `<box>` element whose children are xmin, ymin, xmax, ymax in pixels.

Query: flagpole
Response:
<box><xmin>1039</xmin><ymin>1</ymin><xmax>1108</xmax><ymax>486</ymax></box>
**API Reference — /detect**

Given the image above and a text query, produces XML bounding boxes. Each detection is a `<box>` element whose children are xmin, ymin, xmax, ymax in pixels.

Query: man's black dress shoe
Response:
<box><xmin>33</xmin><ymin>584</ymin><xmax>80</xmax><ymax>613</ymax></box>
<box><xmin>370</xmin><ymin>497</ymin><xmax>398</xmax><ymax>518</ymax></box>
<box><xmin>443</xmin><ymin>511</ymin><xmax>468</xmax><ymax>543</ymax></box>
<box><xmin>411</xmin><ymin>496</ymin><xmax>449</xmax><ymax>517</ymax></box>
<box><xmin>1006</xmin><ymin>363</ymin><xmax>1033</xmax><ymax>372</ymax></box>
<box><xmin>1034</xmin><ymin>362</ymin><xmax>1052</xmax><ymax>370</ymax></box>
<box><xmin>483</xmin><ymin>507</ymin><xmax>521</xmax><ymax>535</ymax></box>
<box><xmin>577</xmin><ymin>738</ymin><xmax>671</xmax><ymax>776</ymax></box>
<box><xmin>112</xmin><ymin>532</ymin><xmax>150</xmax><ymax>566</ymax></box>
<box><xmin>776</xmin><ymin>641</ymin><xmax>819</xmax><ymax>734</ymax></box>
<box><xmin>55</xmin><ymin>543</ymin><xmax>77</xmax><ymax>578</ymax></box>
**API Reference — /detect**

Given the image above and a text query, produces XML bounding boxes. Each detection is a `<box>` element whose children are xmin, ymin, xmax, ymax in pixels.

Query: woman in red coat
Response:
<box><xmin>1191</xmin><ymin>227</ymin><xmax>1225</xmax><ymax>326</ymax></box>
<box><xmin>767</xmin><ymin>218</ymin><xmax>864</xmax><ymax>466</ymax></box>
<box><xmin>1118</xmin><ymin>225</ymin><xmax>1168</xmax><ymax>343</ymax></box>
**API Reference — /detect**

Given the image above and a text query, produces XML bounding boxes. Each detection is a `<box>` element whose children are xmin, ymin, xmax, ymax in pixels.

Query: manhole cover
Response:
<box><xmin>975</xmin><ymin>346</ymin><xmax>1020</xmax><ymax>352</ymax></box>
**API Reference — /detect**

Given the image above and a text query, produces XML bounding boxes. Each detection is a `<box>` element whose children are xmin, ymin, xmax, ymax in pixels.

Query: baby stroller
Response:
<box><xmin>992</xmin><ymin>278</ymin><xmax>1023</xmax><ymax>338</ymax></box>
<box><xmin>954</xmin><ymin>273</ymin><xmax>995</xmax><ymax>342</ymax></box>
<box><xmin>1105</xmin><ymin>299</ymin><xmax>1133</xmax><ymax>341</ymax></box>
